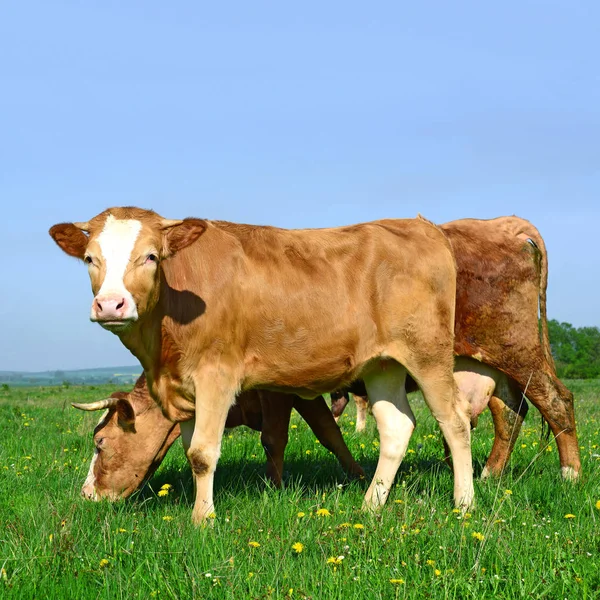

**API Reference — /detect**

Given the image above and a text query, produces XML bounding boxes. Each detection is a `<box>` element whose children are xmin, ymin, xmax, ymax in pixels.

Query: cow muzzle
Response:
<box><xmin>90</xmin><ymin>293</ymin><xmax>138</xmax><ymax>329</ymax></box>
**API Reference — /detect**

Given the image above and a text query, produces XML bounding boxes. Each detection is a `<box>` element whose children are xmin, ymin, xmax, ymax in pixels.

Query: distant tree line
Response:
<box><xmin>548</xmin><ymin>320</ymin><xmax>600</xmax><ymax>379</ymax></box>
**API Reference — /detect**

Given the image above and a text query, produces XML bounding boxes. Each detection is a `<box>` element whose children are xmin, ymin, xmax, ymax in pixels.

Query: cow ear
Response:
<box><xmin>116</xmin><ymin>398</ymin><xmax>136</xmax><ymax>429</ymax></box>
<box><xmin>161</xmin><ymin>218</ymin><xmax>207</xmax><ymax>257</ymax></box>
<box><xmin>49</xmin><ymin>223</ymin><xmax>89</xmax><ymax>259</ymax></box>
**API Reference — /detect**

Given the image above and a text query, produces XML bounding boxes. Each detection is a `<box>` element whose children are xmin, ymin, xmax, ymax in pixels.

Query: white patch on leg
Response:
<box><xmin>561</xmin><ymin>466</ymin><xmax>578</xmax><ymax>481</ymax></box>
<box><xmin>94</xmin><ymin>215</ymin><xmax>142</xmax><ymax>319</ymax></box>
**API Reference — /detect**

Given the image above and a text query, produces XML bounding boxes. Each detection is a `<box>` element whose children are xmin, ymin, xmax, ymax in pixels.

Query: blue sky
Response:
<box><xmin>1</xmin><ymin>1</ymin><xmax>599</xmax><ymax>372</ymax></box>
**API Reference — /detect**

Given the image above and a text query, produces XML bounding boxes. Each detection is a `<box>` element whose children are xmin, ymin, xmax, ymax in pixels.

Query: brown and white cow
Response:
<box><xmin>331</xmin><ymin>216</ymin><xmax>581</xmax><ymax>479</ymax></box>
<box><xmin>73</xmin><ymin>373</ymin><xmax>364</xmax><ymax>500</ymax></box>
<box><xmin>50</xmin><ymin>208</ymin><xmax>474</xmax><ymax>522</ymax></box>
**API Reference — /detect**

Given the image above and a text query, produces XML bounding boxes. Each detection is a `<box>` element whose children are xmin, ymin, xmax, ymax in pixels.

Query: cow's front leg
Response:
<box><xmin>180</xmin><ymin>371</ymin><xmax>238</xmax><ymax>524</ymax></box>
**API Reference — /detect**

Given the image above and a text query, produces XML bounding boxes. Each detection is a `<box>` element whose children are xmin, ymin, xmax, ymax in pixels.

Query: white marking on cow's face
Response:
<box><xmin>81</xmin><ymin>410</ymin><xmax>109</xmax><ymax>501</ymax></box>
<box><xmin>92</xmin><ymin>215</ymin><xmax>142</xmax><ymax>321</ymax></box>
<box><xmin>82</xmin><ymin>450</ymin><xmax>100</xmax><ymax>501</ymax></box>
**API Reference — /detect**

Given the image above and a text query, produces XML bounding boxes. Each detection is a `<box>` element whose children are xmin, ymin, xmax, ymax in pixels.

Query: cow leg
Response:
<box><xmin>330</xmin><ymin>391</ymin><xmax>350</xmax><ymax>423</ymax></box>
<box><xmin>354</xmin><ymin>394</ymin><xmax>369</xmax><ymax>433</ymax></box>
<box><xmin>482</xmin><ymin>381</ymin><xmax>528</xmax><ymax>478</ymax></box>
<box><xmin>410</xmin><ymin>363</ymin><xmax>474</xmax><ymax>511</ymax></box>
<box><xmin>362</xmin><ymin>361</ymin><xmax>414</xmax><ymax>510</ymax></box>
<box><xmin>184</xmin><ymin>375</ymin><xmax>237</xmax><ymax>524</ymax></box>
<box><xmin>293</xmin><ymin>396</ymin><xmax>365</xmax><ymax>479</ymax></box>
<box><xmin>257</xmin><ymin>391</ymin><xmax>294</xmax><ymax>487</ymax></box>
<box><xmin>512</xmin><ymin>371</ymin><xmax>580</xmax><ymax>479</ymax></box>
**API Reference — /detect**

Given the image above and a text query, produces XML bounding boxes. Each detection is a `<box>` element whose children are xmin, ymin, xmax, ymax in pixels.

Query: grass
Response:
<box><xmin>1</xmin><ymin>381</ymin><xmax>599</xmax><ymax>599</ymax></box>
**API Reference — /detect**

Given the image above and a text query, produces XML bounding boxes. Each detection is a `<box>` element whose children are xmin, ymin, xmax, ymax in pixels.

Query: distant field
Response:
<box><xmin>0</xmin><ymin>365</ymin><xmax>141</xmax><ymax>387</ymax></box>
<box><xmin>1</xmin><ymin>380</ymin><xmax>599</xmax><ymax>599</ymax></box>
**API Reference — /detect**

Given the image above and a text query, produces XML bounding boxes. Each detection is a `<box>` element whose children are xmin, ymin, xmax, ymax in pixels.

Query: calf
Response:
<box><xmin>74</xmin><ymin>374</ymin><xmax>363</xmax><ymax>500</ymax></box>
<box><xmin>50</xmin><ymin>208</ymin><xmax>473</xmax><ymax>522</ymax></box>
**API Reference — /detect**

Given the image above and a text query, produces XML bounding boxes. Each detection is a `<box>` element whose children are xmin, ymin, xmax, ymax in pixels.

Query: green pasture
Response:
<box><xmin>1</xmin><ymin>381</ymin><xmax>599</xmax><ymax>599</ymax></box>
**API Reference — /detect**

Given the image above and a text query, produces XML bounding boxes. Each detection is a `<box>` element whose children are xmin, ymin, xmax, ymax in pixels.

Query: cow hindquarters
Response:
<box><xmin>362</xmin><ymin>362</ymin><xmax>415</xmax><ymax>510</ymax></box>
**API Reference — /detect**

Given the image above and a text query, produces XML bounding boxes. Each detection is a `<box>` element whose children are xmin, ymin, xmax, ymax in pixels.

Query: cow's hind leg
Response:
<box><xmin>482</xmin><ymin>377</ymin><xmax>528</xmax><ymax>479</ymax></box>
<box><xmin>362</xmin><ymin>361</ymin><xmax>415</xmax><ymax>510</ymax></box>
<box><xmin>409</xmin><ymin>363</ymin><xmax>474</xmax><ymax>510</ymax></box>
<box><xmin>354</xmin><ymin>394</ymin><xmax>369</xmax><ymax>433</ymax></box>
<box><xmin>513</xmin><ymin>371</ymin><xmax>580</xmax><ymax>480</ymax></box>
<box><xmin>294</xmin><ymin>395</ymin><xmax>365</xmax><ymax>479</ymax></box>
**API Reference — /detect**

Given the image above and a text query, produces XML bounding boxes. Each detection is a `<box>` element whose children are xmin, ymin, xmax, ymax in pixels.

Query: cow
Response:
<box><xmin>72</xmin><ymin>373</ymin><xmax>364</xmax><ymax>499</ymax></box>
<box><xmin>50</xmin><ymin>208</ymin><xmax>474</xmax><ymax>523</ymax></box>
<box><xmin>330</xmin><ymin>216</ymin><xmax>581</xmax><ymax>480</ymax></box>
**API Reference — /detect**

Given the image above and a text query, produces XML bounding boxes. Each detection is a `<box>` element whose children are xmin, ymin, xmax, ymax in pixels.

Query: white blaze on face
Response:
<box><xmin>93</xmin><ymin>215</ymin><xmax>143</xmax><ymax>320</ymax></box>
<box><xmin>82</xmin><ymin>410</ymin><xmax>109</xmax><ymax>501</ymax></box>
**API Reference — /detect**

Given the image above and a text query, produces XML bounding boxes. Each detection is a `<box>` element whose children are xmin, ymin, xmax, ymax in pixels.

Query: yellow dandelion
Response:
<box><xmin>564</xmin><ymin>514</ymin><xmax>576</xmax><ymax>519</ymax></box>
<box><xmin>99</xmin><ymin>558</ymin><xmax>110</xmax><ymax>568</ymax></box>
<box><xmin>297</xmin><ymin>512</ymin><xmax>306</xmax><ymax>518</ymax></box>
<box><xmin>291</xmin><ymin>424</ymin><xmax>297</xmax><ymax>429</ymax></box>
<box><xmin>595</xmin><ymin>500</ymin><xmax>600</xmax><ymax>510</ymax></box>
<box><xmin>157</xmin><ymin>489</ymin><xmax>169</xmax><ymax>497</ymax></box>
<box><xmin>339</xmin><ymin>522</ymin><xmax>351</xmax><ymax>528</ymax></box>
<box><xmin>248</xmin><ymin>541</ymin><xmax>260</xmax><ymax>548</ymax></box>
<box><xmin>434</xmin><ymin>569</ymin><xmax>442</xmax><ymax>576</ymax></box>
<box><xmin>326</xmin><ymin>556</ymin><xmax>344</xmax><ymax>565</ymax></box>
<box><xmin>426</xmin><ymin>559</ymin><xmax>435</xmax><ymax>566</ymax></box>
<box><xmin>353</xmin><ymin>523</ymin><xmax>364</xmax><ymax>529</ymax></box>
<box><xmin>305</xmin><ymin>450</ymin><xmax>311</xmax><ymax>455</ymax></box>
<box><xmin>394</xmin><ymin>499</ymin><xmax>404</xmax><ymax>504</ymax></box>
<box><xmin>49</xmin><ymin>534</ymin><xmax>53</xmax><ymax>542</ymax></box>
<box><xmin>160</xmin><ymin>483</ymin><xmax>172</xmax><ymax>490</ymax></box>
<box><xmin>292</xmin><ymin>542</ymin><xmax>304</xmax><ymax>554</ymax></box>
<box><xmin>472</xmin><ymin>531</ymin><xmax>485</xmax><ymax>542</ymax></box>
<box><xmin>389</xmin><ymin>578</ymin><xmax>405</xmax><ymax>584</ymax></box>
<box><xmin>162</xmin><ymin>516</ymin><xmax>173</xmax><ymax>521</ymax></box>
<box><xmin>504</xmin><ymin>489</ymin><xmax>512</xmax><ymax>495</ymax></box>
<box><xmin>316</xmin><ymin>508</ymin><xmax>331</xmax><ymax>517</ymax></box>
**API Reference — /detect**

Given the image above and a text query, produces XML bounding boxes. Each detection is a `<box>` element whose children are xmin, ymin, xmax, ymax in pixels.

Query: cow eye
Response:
<box><xmin>95</xmin><ymin>437</ymin><xmax>105</xmax><ymax>449</ymax></box>
<box><xmin>84</xmin><ymin>256</ymin><xmax>93</xmax><ymax>265</ymax></box>
<box><xmin>145</xmin><ymin>254</ymin><xmax>158</xmax><ymax>264</ymax></box>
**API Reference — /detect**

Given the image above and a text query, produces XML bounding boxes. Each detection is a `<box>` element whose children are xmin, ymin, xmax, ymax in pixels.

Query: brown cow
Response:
<box><xmin>331</xmin><ymin>216</ymin><xmax>580</xmax><ymax>479</ymax></box>
<box><xmin>50</xmin><ymin>208</ymin><xmax>474</xmax><ymax>522</ymax></box>
<box><xmin>73</xmin><ymin>373</ymin><xmax>364</xmax><ymax>500</ymax></box>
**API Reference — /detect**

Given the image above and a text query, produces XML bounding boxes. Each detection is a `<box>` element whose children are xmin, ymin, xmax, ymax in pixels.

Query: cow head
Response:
<box><xmin>74</xmin><ymin>374</ymin><xmax>181</xmax><ymax>500</ymax></box>
<box><xmin>49</xmin><ymin>207</ymin><xmax>206</xmax><ymax>332</ymax></box>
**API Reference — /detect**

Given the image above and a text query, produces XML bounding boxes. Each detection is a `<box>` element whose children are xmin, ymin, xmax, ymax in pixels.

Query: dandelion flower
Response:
<box><xmin>426</xmin><ymin>559</ymin><xmax>435</xmax><ymax>566</ymax></box>
<box><xmin>327</xmin><ymin>556</ymin><xmax>344</xmax><ymax>565</ymax></box>
<box><xmin>162</xmin><ymin>516</ymin><xmax>173</xmax><ymax>521</ymax></box>
<box><xmin>472</xmin><ymin>531</ymin><xmax>485</xmax><ymax>542</ymax></box>
<box><xmin>434</xmin><ymin>569</ymin><xmax>441</xmax><ymax>576</ymax></box>
<box><xmin>99</xmin><ymin>558</ymin><xmax>110</xmax><ymax>568</ymax></box>
<box><xmin>353</xmin><ymin>523</ymin><xmax>364</xmax><ymax>529</ymax></box>
<box><xmin>389</xmin><ymin>578</ymin><xmax>405</xmax><ymax>584</ymax></box>
<box><xmin>339</xmin><ymin>522</ymin><xmax>351</xmax><ymax>528</ymax></box>
<box><xmin>297</xmin><ymin>512</ymin><xmax>306</xmax><ymax>518</ymax></box>
<box><xmin>394</xmin><ymin>499</ymin><xmax>404</xmax><ymax>504</ymax></box>
<box><xmin>158</xmin><ymin>489</ymin><xmax>169</xmax><ymax>497</ymax></box>
<box><xmin>504</xmin><ymin>489</ymin><xmax>512</xmax><ymax>495</ymax></box>
<box><xmin>160</xmin><ymin>483</ymin><xmax>172</xmax><ymax>490</ymax></box>
<box><xmin>248</xmin><ymin>541</ymin><xmax>260</xmax><ymax>548</ymax></box>
<box><xmin>316</xmin><ymin>508</ymin><xmax>331</xmax><ymax>517</ymax></box>
<box><xmin>564</xmin><ymin>514</ymin><xmax>576</xmax><ymax>519</ymax></box>
<box><xmin>292</xmin><ymin>542</ymin><xmax>304</xmax><ymax>554</ymax></box>
<box><xmin>595</xmin><ymin>500</ymin><xmax>600</xmax><ymax>510</ymax></box>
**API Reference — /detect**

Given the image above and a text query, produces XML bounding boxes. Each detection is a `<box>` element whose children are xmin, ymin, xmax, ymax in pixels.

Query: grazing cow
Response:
<box><xmin>330</xmin><ymin>217</ymin><xmax>581</xmax><ymax>479</ymax></box>
<box><xmin>73</xmin><ymin>373</ymin><xmax>364</xmax><ymax>500</ymax></box>
<box><xmin>50</xmin><ymin>208</ymin><xmax>474</xmax><ymax>522</ymax></box>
